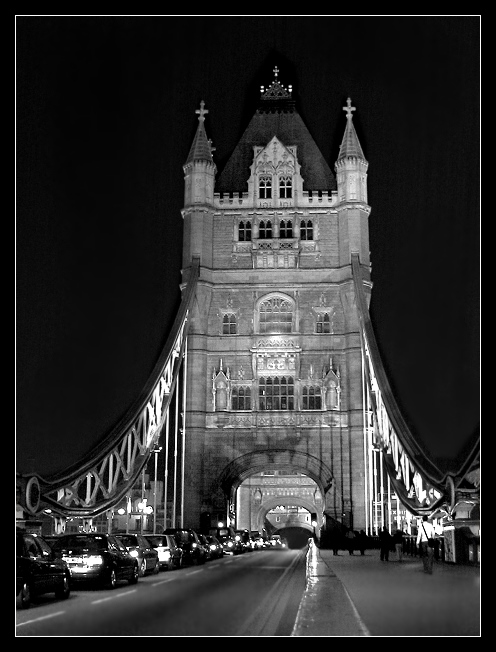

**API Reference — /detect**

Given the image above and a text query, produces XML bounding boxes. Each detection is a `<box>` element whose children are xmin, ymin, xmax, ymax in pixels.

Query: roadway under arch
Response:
<box><xmin>217</xmin><ymin>448</ymin><xmax>334</xmax><ymax>502</ymax></box>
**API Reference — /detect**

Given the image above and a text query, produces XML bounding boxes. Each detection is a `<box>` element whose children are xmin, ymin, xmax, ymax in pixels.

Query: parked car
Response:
<box><xmin>116</xmin><ymin>533</ymin><xmax>160</xmax><ymax>576</ymax></box>
<box><xmin>51</xmin><ymin>533</ymin><xmax>139</xmax><ymax>588</ymax></box>
<box><xmin>250</xmin><ymin>531</ymin><xmax>265</xmax><ymax>550</ymax></box>
<box><xmin>146</xmin><ymin>533</ymin><xmax>183</xmax><ymax>570</ymax></box>
<box><xmin>42</xmin><ymin>534</ymin><xmax>63</xmax><ymax>548</ymax></box>
<box><xmin>163</xmin><ymin>528</ymin><xmax>206</xmax><ymax>565</ymax></box>
<box><xmin>209</xmin><ymin>526</ymin><xmax>243</xmax><ymax>555</ymax></box>
<box><xmin>197</xmin><ymin>533</ymin><xmax>212</xmax><ymax>561</ymax></box>
<box><xmin>235</xmin><ymin>529</ymin><xmax>253</xmax><ymax>552</ymax></box>
<box><xmin>205</xmin><ymin>535</ymin><xmax>224</xmax><ymax>559</ymax></box>
<box><xmin>268</xmin><ymin>534</ymin><xmax>287</xmax><ymax>549</ymax></box>
<box><xmin>16</xmin><ymin>530</ymin><xmax>71</xmax><ymax>609</ymax></box>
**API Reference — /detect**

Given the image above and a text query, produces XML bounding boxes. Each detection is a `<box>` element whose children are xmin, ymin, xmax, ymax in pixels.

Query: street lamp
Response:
<box><xmin>152</xmin><ymin>446</ymin><xmax>162</xmax><ymax>533</ymax></box>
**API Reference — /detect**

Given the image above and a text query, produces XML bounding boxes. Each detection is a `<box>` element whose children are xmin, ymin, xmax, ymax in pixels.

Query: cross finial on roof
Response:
<box><xmin>343</xmin><ymin>97</ymin><xmax>356</xmax><ymax>120</ymax></box>
<box><xmin>273</xmin><ymin>66</ymin><xmax>279</xmax><ymax>80</ymax></box>
<box><xmin>196</xmin><ymin>100</ymin><xmax>208</xmax><ymax>122</ymax></box>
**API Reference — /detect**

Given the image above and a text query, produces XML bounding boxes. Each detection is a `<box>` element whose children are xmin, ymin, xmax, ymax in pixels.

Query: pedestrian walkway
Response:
<box><xmin>292</xmin><ymin>540</ymin><xmax>480</xmax><ymax>637</ymax></box>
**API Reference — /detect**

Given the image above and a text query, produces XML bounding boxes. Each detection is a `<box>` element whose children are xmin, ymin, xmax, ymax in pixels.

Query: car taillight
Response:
<box><xmin>85</xmin><ymin>555</ymin><xmax>104</xmax><ymax>566</ymax></box>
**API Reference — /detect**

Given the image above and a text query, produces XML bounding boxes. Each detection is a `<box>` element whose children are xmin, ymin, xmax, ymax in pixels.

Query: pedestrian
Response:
<box><xmin>345</xmin><ymin>529</ymin><xmax>356</xmax><ymax>555</ymax></box>
<box><xmin>357</xmin><ymin>530</ymin><xmax>368</xmax><ymax>555</ymax></box>
<box><xmin>393</xmin><ymin>528</ymin><xmax>404</xmax><ymax>562</ymax></box>
<box><xmin>416</xmin><ymin>515</ymin><xmax>435</xmax><ymax>574</ymax></box>
<box><xmin>379</xmin><ymin>526</ymin><xmax>392</xmax><ymax>561</ymax></box>
<box><xmin>329</xmin><ymin>530</ymin><xmax>341</xmax><ymax>555</ymax></box>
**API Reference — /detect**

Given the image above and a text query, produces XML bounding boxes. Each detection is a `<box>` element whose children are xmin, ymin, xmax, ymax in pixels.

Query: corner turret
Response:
<box><xmin>335</xmin><ymin>98</ymin><xmax>370</xmax><ymax>267</ymax></box>
<box><xmin>182</xmin><ymin>101</ymin><xmax>216</xmax><ymax>269</ymax></box>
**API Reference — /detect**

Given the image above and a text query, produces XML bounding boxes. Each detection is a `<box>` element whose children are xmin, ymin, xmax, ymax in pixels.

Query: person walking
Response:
<box><xmin>329</xmin><ymin>530</ymin><xmax>341</xmax><ymax>555</ymax></box>
<box><xmin>416</xmin><ymin>515</ymin><xmax>435</xmax><ymax>574</ymax></box>
<box><xmin>379</xmin><ymin>526</ymin><xmax>392</xmax><ymax>561</ymax></box>
<box><xmin>393</xmin><ymin>528</ymin><xmax>404</xmax><ymax>562</ymax></box>
<box><xmin>357</xmin><ymin>530</ymin><xmax>368</xmax><ymax>555</ymax></box>
<box><xmin>345</xmin><ymin>529</ymin><xmax>356</xmax><ymax>555</ymax></box>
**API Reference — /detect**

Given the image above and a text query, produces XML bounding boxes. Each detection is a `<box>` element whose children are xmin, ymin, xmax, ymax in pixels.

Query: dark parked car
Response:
<box><xmin>235</xmin><ymin>529</ymin><xmax>253</xmax><ymax>552</ymax></box>
<box><xmin>116</xmin><ymin>533</ymin><xmax>160</xmax><ymax>576</ymax></box>
<box><xmin>163</xmin><ymin>528</ymin><xmax>206</xmax><ymax>565</ymax></box>
<box><xmin>197</xmin><ymin>533</ymin><xmax>212</xmax><ymax>561</ymax></box>
<box><xmin>51</xmin><ymin>533</ymin><xmax>139</xmax><ymax>588</ymax></box>
<box><xmin>209</xmin><ymin>526</ymin><xmax>243</xmax><ymax>555</ymax></box>
<box><xmin>146</xmin><ymin>534</ymin><xmax>183</xmax><ymax>570</ymax></box>
<box><xmin>42</xmin><ymin>534</ymin><xmax>63</xmax><ymax>548</ymax></box>
<box><xmin>205</xmin><ymin>535</ymin><xmax>224</xmax><ymax>559</ymax></box>
<box><xmin>268</xmin><ymin>534</ymin><xmax>287</xmax><ymax>549</ymax></box>
<box><xmin>16</xmin><ymin>530</ymin><xmax>71</xmax><ymax>609</ymax></box>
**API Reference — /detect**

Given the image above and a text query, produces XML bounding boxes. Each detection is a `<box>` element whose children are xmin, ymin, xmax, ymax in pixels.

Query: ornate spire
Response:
<box><xmin>184</xmin><ymin>100</ymin><xmax>216</xmax><ymax>167</ymax></box>
<box><xmin>260</xmin><ymin>66</ymin><xmax>293</xmax><ymax>99</ymax></box>
<box><xmin>336</xmin><ymin>97</ymin><xmax>366</xmax><ymax>162</ymax></box>
<box><xmin>258</xmin><ymin>66</ymin><xmax>295</xmax><ymax>114</ymax></box>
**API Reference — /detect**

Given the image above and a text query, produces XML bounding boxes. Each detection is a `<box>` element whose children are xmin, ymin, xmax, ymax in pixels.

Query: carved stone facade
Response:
<box><xmin>180</xmin><ymin>69</ymin><xmax>371</xmax><ymax>533</ymax></box>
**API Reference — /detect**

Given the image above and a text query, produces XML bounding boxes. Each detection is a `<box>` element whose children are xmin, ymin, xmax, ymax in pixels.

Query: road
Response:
<box><xmin>16</xmin><ymin>548</ymin><xmax>306</xmax><ymax>636</ymax></box>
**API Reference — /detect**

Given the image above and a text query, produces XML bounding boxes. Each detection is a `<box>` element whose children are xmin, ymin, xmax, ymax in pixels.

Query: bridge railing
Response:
<box><xmin>17</xmin><ymin>258</ymin><xmax>200</xmax><ymax>523</ymax></box>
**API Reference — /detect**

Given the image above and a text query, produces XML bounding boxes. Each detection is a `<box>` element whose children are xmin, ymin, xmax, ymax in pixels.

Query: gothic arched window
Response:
<box><xmin>259</xmin><ymin>376</ymin><xmax>294</xmax><ymax>411</ymax></box>
<box><xmin>222</xmin><ymin>313</ymin><xmax>237</xmax><ymax>335</ymax></box>
<box><xmin>238</xmin><ymin>220</ymin><xmax>252</xmax><ymax>242</ymax></box>
<box><xmin>258</xmin><ymin>220</ymin><xmax>273</xmax><ymax>239</ymax></box>
<box><xmin>259</xmin><ymin>296</ymin><xmax>293</xmax><ymax>333</ymax></box>
<box><xmin>279</xmin><ymin>175</ymin><xmax>292</xmax><ymax>199</ymax></box>
<box><xmin>302</xmin><ymin>386</ymin><xmax>322</xmax><ymax>410</ymax></box>
<box><xmin>259</xmin><ymin>175</ymin><xmax>272</xmax><ymax>199</ymax></box>
<box><xmin>279</xmin><ymin>219</ymin><xmax>293</xmax><ymax>238</ymax></box>
<box><xmin>300</xmin><ymin>219</ymin><xmax>313</xmax><ymax>240</ymax></box>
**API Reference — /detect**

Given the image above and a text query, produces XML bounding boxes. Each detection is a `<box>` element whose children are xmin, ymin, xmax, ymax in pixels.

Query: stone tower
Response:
<box><xmin>180</xmin><ymin>67</ymin><xmax>371</xmax><ymax>535</ymax></box>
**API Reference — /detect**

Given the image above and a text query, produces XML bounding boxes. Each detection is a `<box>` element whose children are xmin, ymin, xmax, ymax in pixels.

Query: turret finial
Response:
<box><xmin>343</xmin><ymin>97</ymin><xmax>356</xmax><ymax>120</ymax></box>
<box><xmin>196</xmin><ymin>100</ymin><xmax>208</xmax><ymax>122</ymax></box>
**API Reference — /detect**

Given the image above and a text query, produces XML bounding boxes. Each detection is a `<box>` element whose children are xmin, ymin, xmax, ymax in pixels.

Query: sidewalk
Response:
<box><xmin>292</xmin><ymin>540</ymin><xmax>480</xmax><ymax>637</ymax></box>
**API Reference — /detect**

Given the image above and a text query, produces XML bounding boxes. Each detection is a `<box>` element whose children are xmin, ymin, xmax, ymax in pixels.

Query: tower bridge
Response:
<box><xmin>17</xmin><ymin>69</ymin><xmax>479</xmax><ymax>563</ymax></box>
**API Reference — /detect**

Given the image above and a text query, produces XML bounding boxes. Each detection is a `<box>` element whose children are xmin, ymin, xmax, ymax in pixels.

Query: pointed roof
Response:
<box><xmin>216</xmin><ymin>67</ymin><xmax>336</xmax><ymax>194</ymax></box>
<box><xmin>184</xmin><ymin>100</ymin><xmax>216</xmax><ymax>167</ymax></box>
<box><xmin>336</xmin><ymin>98</ymin><xmax>367</xmax><ymax>163</ymax></box>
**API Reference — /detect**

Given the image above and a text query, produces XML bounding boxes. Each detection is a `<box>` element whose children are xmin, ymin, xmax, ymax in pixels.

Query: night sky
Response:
<box><xmin>16</xmin><ymin>16</ymin><xmax>480</xmax><ymax>478</ymax></box>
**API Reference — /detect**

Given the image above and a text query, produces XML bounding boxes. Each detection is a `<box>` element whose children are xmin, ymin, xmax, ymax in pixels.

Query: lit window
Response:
<box><xmin>300</xmin><ymin>219</ymin><xmax>313</xmax><ymax>240</ymax></box>
<box><xmin>239</xmin><ymin>220</ymin><xmax>252</xmax><ymax>242</ymax></box>
<box><xmin>231</xmin><ymin>386</ymin><xmax>251</xmax><ymax>410</ymax></box>
<box><xmin>259</xmin><ymin>376</ymin><xmax>294</xmax><ymax>411</ymax></box>
<box><xmin>259</xmin><ymin>175</ymin><xmax>272</xmax><ymax>199</ymax></box>
<box><xmin>222</xmin><ymin>313</ymin><xmax>237</xmax><ymax>334</ymax></box>
<box><xmin>302</xmin><ymin>386</ymin><xmax>322</xmax><ymax>410</ymax></box>
<box><xmin>279</xmin><ymin>175</ymin><xmax>292</xmax><ymax>199</ymax></box>
<box><xmin>259</xmin><ymin>297</ymin><xmax>293</xmax><ymax>333</ymax></box>
<box><xmin>316</xmin><ymin>313</ymin><xmax>331</xmax><ymax>333</ymax></box>
<box><xmin>279</xmin><ymin>219</ymin><xmax>293</xmax><ymax>238</ymax></box>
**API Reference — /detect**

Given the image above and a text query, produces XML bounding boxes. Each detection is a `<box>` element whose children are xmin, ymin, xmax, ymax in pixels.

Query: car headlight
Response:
<box><xmin>129</xmin><ymin>549</ymin><xmax>139</xmax><ymax>558</ymax></box>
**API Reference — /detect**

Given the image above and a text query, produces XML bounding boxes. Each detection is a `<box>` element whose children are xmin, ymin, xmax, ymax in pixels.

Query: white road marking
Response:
<box><xmin>92</xmin><ymin>589</ymin><xmax>137</xmax><ymax>604</ymax></box>
<box><xmin>16</xmin><ymin>611</ymin><xmax>66</xmax><ymax>627</ymax></box>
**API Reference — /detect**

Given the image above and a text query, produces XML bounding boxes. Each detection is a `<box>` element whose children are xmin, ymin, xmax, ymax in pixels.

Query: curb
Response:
<box><xmin>292</xmin><ymin>540</ymin><xmax>370</xmax><ymax>637</ymax></box>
